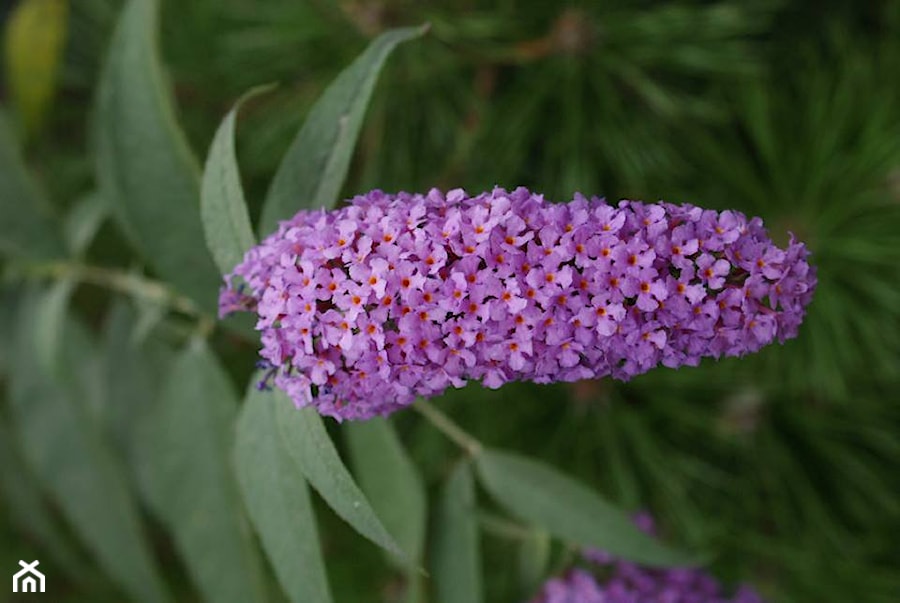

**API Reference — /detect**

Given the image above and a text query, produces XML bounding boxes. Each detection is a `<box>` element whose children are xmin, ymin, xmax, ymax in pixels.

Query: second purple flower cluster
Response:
<box><xmin>530</xmin><ymin>514</ymin><xmax>766</xmax><ymax>603</ymax></box>
<box><xmin>220</xmin><ymin>187</ymin><xmax>815</xmax><ymax>420</ymax></box>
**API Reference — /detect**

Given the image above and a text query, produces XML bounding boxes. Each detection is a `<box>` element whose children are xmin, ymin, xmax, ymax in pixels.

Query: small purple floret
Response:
<box><xmin>220</xmin><ymin>187</ymin><xmax>815</xmax><ymax>420</ymax></box>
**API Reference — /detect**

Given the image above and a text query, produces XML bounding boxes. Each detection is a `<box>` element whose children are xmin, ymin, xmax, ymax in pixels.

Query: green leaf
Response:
<box><xmin>8</xmin><ymin>291</ymin><xmax>172</xmax><ymax>603</ymax></box>
<box><xmin>100</xmin><ymin>299</ymin><xmax>173</xmax><ymax>463</ymax></box>
<box><xmin>235</xmin><ymin>379</ymin><xmax>333</xmax><ymax>603</ymax></box>
<box><xmin>0</xmin><ymin>414</ymin><xmax>87</xmax><ymax>583</ymax></box>
<box><xmin>135</xmin><ymin>340</ymin><xmax>268</xmax><ymax>603</ymax></box>
<box><xmin>3</xmin><ymin>0</ymin><xmax>68</xmax><ymax>136</ymax></box>
<box><xmin>345</xmin><ymin>418</ymin><xmax>426</xmax><ymax>564</ymax></box>
<box><xmin>475</xmin><ymin>449</ymin><xmax>695</xmax><ymax>567</ymax></box>
<box><xmin>201</xmin><ymin>86</ymin><xmax>273</xmax><ymax>275</ymax></box>
<box><xmin>345</xmin><ymin>418</ymin><xmax>426</xmax><ymax>601</ymax></box>
<box><xmin>432</xmin><ymin>461</ymin><xmax>483</xmax><ymax>603</ymax></box>
<box><xmin>64</xmin><ymin>191</ymin><xmax>108</xmax><ymax>256</ymax></box>
<box><xmin>517</xmin><ymin>529</ymin><xmax>551</xmax><ymax>597</ymax></box>
<box><xmin>0</xmin><ymin>111</ymin><xmax>65</xmax><ymax>258</ymax></box>
<box><xmin>94</xmin><ymin>0</ymin><xmax>220</xmax><ymax>310</ymax></box>
<box><xmin>259</xmin><ymin>25</ymin><xmax>428</xmax><ymax>235</ymax></box>
<box><xmin>32</xmin><ymin>277</ymin><xmax>75</xmax><ymax>377</ymax></box>
<box><xmin>274</xmin><ymin>400</ymin><xmax>408</xmax><ymax>562</ymax></box>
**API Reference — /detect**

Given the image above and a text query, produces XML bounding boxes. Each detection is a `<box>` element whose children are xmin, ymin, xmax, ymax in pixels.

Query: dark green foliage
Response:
<box><xmin>1</xmin><ymin>1</ymin><xmax>899</xmax><ymax>602</ymax></box>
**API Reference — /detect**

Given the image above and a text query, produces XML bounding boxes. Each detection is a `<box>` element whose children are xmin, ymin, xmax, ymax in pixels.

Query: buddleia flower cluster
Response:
<box><xmin>220</xmin><ymin>187</ymin><xmax>815</xmax><ymax>420</ymax></box>
<box><xmin>529</xmin><ymin>513</ymin><xmax>766</xmax><ymax>603</ymax></box>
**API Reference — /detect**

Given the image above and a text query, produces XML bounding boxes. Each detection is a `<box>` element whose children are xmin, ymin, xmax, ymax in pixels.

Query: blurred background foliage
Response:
<box><xmin>1</xmin><ymin>0</ymin><xmax>899</xmax><ymax>602</ymax></box>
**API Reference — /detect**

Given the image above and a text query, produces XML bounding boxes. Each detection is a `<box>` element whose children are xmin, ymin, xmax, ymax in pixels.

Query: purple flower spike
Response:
<box><xmin>220</xmin><ymin>187</ymin><xmax>815</xmax><ymax>420</ymax></box>
<box><xmin>529</xmin><ymin>567</ymin><xmax>766</xmax><ymax>603</ymax></box>
<box><xmin>530</xmin><ymin>513</ymin><xmax>768</xmax><ymax>603</ymax></box>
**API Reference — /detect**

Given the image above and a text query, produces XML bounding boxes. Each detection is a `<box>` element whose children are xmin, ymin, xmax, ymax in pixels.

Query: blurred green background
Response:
<box><xmin>2</xmin><ymin>0</ymin><xmax>899</xmax><ymax>602</ymax></box>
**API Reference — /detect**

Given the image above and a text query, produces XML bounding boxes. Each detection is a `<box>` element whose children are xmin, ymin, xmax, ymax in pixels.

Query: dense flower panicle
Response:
<box><xmin>530</xmin><ymin>514</ymin><xmax>766</xmax><ymax>603</ymax></box>
<box><xmin>220</xmin><ymin>187</ymin><xmax>815</xmax><ymax>420</ymax></box>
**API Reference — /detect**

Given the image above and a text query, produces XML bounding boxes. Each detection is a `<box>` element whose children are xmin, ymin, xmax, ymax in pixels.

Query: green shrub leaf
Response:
<box><xmin>274</xmin><ymin>400</ymin><xmax>408</xmax><ymax>562</ymax></box>
<box><xmin>235</xmin><ymin>380</ymin><xmax>333</xmax><ymax>603</ymax></box>
<box><xmin>0</xmin><ymin>414</ymin><xmax>87</xmax><ymax>582</ymax></box>
<box><xmin>432</xmin><ymin>460</ymin><xmax>483</xmax><ymax>603</ymax></box>
<box><xmin>95</xmin><ymin>0</ymin><xmax>220</xmax><ymax>310</ymax></box>
<box><xmin>475</xmin><ymin>448</ymin><xmax>696</xmax><ymax>567</ymax></box>
<box><xmin>0</xmin><ymin>111</ymin><xmax>65</xmax><ymax>258</ymax></box>
<box><xmin>201</xmin><ymin>86</ymin><xmax>272</xmax><ymax>275</ymax></box>
<box><xmin>258</xmin><ymin>25</ymin><xmax>428</xmax><ymax>235</ymax></box>
<box><xmin>517</xmin><ymin>529</ymin><xmax>551</xmax><ymax>597</ymax></box>
<box><xmin>135</xmin><ymin>340</ymin><xmax>268</xmax><ymax>603</ymax></box>
<box><xmin>345</xmin><ymin>418</ymin><xmax>426</xmax><ymax>601</ymax></box>
<box><xmin>9</xmin><ymin>291</ymin><xmax>172</xmax><ymax>603</ymax></box>
<box><xmin>64</xmin><ymin>191</ymin><xmax>108</xmax><ymax>256</ymax></box>
<box><xmin>100</xmin><ymin>300</ymin><xmax>173</xmax><ymax>462</ymax></box>
<box><xmin>32</xmin><ymin>277</ymin><xmax>75</xmax><ymax>377</ymax></box>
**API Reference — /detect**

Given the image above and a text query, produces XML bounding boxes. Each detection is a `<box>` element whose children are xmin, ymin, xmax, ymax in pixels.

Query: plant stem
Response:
<box><xmin>413</xmin><ymin>398</ymin><xmax>483</xmax><ymax>456</ymax></box>
<box><xmin>9</xmin><ymin>260</ymin><xmax>215</xmax><ymax>336</ymax></box>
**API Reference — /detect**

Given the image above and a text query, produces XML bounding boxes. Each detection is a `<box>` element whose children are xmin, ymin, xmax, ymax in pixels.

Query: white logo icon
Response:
<box><xmin>13</xmin><ymin>560</ymin><xmax>45</xmax><ymax>593</ymax></box>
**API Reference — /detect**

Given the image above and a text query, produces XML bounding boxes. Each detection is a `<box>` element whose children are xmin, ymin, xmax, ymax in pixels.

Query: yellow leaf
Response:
<box><xmin>3</xmin><ymin>0</ymin><xmax>69</xmax><ymax>137</ymax></box>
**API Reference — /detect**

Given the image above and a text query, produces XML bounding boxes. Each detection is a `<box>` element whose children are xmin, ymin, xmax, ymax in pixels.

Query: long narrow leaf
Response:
<box><xmin>258</xmin><ymin>25</ymin><xmax>427</xmax><ymax>234</ymax></box>
<box><xmin>345</xmin><ymin>418</ymin><xmax>426</xmax><ymax>565</ymax></box>
<box><xmin>201</xmin><ymin>86</ymin><xmax>271</xmax><ymax>275</ymax></box>
<box><xmin>9</xmin><ymin>290</ymin><xmax>172</xmax><ymax>603</ymax></box>
<box><xmin>100</xmin><ymin>300</ymin><xmax>173</xmax><ymax>462</ymax></box>
<box><xmin>135</xmin><ymin>340</ymin><xmax>268</xmax><ymax>603</ymax></box>
<box><xmin>476</xmin><ymin>449</ymin><xmax>696</xmax><ymax>567</ymax></box>
<box><xmin>94</xmin><ymin>0</ymin><xmax>220</xmax><ymax>310</ymax></box>
<box><xmin>63</xmin><ymin>191</ymin><xmax>109</xmax><ymax>256</ymax></box>
<box><xmin>0</xmin><ymin>415</ymin><xmax>87</xmax><ymax>583</ymax></box>
<box><xmin>32</xmin><ymin>277</ymin><xmax>75</xmax><ymax>377</ymax></box>
<box><xmin>0</xmin><ymin>111</ymin><xmax>65</xmax><ymax>258</ymax></box>
<box><xmin>274</xmin><ymin>399</ymin><xmax>408</xmax><ymax>562</ymax></box>
<box><xmin>235</xmin><ymin>380</ymin><xmax>333</xmax><ymax>603</ymax></box>
<box><xmin>431</xmin><ymin>460</ymin><xmax>482</xmax><ymax>603</ymax></box>
<box><xmin>345</xmin><ymin>418</ymin><xmax>426</xmax><ymax>601</ymax></box>
<box><xmin>517</xmin><ymin>529</ymin><xmax>551</xmax><ymax>597</ymax></box>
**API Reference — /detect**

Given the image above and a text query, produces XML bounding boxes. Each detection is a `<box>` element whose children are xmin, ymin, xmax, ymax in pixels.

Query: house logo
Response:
<box><xmin>13</xmin><ymin>560</ymin><xmax>45</xmax><ymax>593</ymax></box>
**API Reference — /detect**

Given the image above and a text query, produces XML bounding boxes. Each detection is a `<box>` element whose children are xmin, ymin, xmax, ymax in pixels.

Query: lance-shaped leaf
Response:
<box><xmin>100</xmin><ymin>300</ymin><xmax>173</xmax><ymax>468</ymax></box>
<box><xmin>135</xmin><ymin>340</ymin><xmax>268</xmax><ymax>603</ymax></box>
<box><xmin>475</xmin><ymin>449</ymin><xmax>696</xmax><ymax>567</ymax></box>
<box><xmin>95</xmin><ymin>0</ymin><xmax>220</xmax><ymax>310</ymax></box>
<box><xmin>0</xmin><ymin>111</ymin><xmax>65</xmax><ymax>258</ymax></box>
<box><xmin>8</xmin><ymin>291</ymin><xmax>172</xmax><ymax>603</ymax></box>
<box><xmin>345</xmin><ymin>419</ymin><xmax>426</xmax><ymax>564</ymax></box>
<box><xmin>259</xmin><ymin>25</ymin><xmax>428</xmax><ymax>235</ymax></box>
<box><xmin>345</xmin><ymin>418</ymin><xmax>426</xmax><ymax>601</ymax></box>
<box><xmin>201</xmin><ymin>86</ymin><xmax>272</xmax><ymax>275</ymax></box>
<box><xmin>432</xmin><ymin>461</ymin><xmax>483</xmax><ymax>603</ymax></box>
<box><xmin>517</xmin><ymin>529</ymin><xmax>551</xmax><ymax>597</ymax></box>
<box><xmin>274</xmin><ymin>400</ymin><xmax>408</xmax><ymax>562</ymax></box>
<box><xmin>0</xmin><ymin>415</ymin><xmax>87</xmax><ymax>583</ymax></box>
<box><xmin>64</xmin><ymin>191</ymin><xmax>109</xmax><ymax>256</ymax></box>
<box><xmin>235</xmin><ymin>381</ymin><xmax>333</xmax><ymax>603</ymax></box>
<box><xmin>32</xmin><ymin>277</ymin><xmax>75</xmax><ymax>378</ymax></box>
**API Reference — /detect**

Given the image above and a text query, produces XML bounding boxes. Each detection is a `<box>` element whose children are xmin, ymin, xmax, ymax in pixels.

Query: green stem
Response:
<box><xmin>413</xmin><ymin>398</ymin><xmax>483</xmax><ymax>456</ymax></box>
<box><xmin>8</xmin><ymin>260</ymin><xmax>215</xmax><ymax>336</ymax></box>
